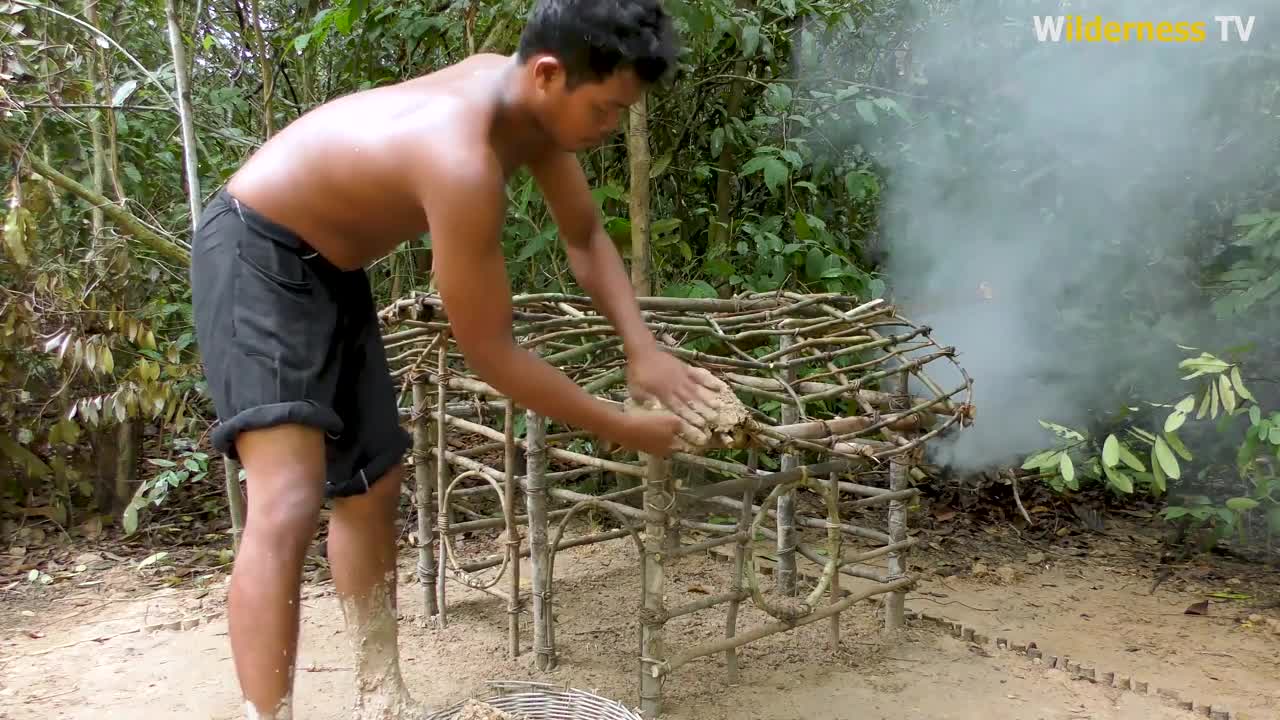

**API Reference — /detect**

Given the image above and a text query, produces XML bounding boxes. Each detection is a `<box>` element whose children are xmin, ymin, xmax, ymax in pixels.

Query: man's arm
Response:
<box><xmin>420</xmin><ymin>152</ymin><xmax>677</xmax><ymax>454</ymax></box>
<box><xmin>528</xmin><ymin>150</ymin><xmax>659</xmax><ymax>357</ymax></box>
<box><xmin>529</xmin><ymin>150</ymin><xmax>723</xmax><ymax>418</ymax></box>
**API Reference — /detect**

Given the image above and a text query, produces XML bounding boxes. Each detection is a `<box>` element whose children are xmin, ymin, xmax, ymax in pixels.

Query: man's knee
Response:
<box><xmin>247</xmin><ymin>471</ymin><xmax>324</xmax><ymax>543</ymax></box>
<box><xmin>236</xmin><ymin>425</ymin><xmax>327</xmax><ymax>547</ymax></box>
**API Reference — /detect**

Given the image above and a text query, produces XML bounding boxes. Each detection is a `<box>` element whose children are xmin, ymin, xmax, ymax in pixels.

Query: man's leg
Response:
<box><xmin>321</xmin><ymin>266</ymin><xmax>421</xmax><ymax>718</ymax></box>
<box><xmin>228</xmin><ymin>425</ymin><xmax>327</xmax><ymax>719</ymax></box>
<box><xmin>327</xmin><ymin>464</ymin><xmax>417</xmax><ymax>716</ymax></box>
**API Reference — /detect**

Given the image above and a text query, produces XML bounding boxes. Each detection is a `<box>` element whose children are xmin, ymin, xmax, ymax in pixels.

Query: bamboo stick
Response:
<box><xmin>441</xmin><ymin>413</ymin><xmax>646</xmax><ymax>478</ymax></box>
<box><xmin>663</xmin><ymin>590</ymin><xmax>750</xmax><ymax>621</ymax></box>
<box><xmin>825</xmin><ymin>471</ymin><xmax>843</xmax><ymax>650</ymax></box>
<box><xmin>724</xmin><ymin>448</ymin><xmax>755</xmax><ymax>685</ymax></box>
<box><xmin>884</xmin><ymin>371</ymin><xmax>911</xmax><ymax>635</ymax></box>
<box><xmin>503</xmin><ymin>400</ymin><xmax>520</xmax><ymax>659</ymax></box>
<box><xmin>544</xmin><ymin>498</ymin><xmax>646</xmax><ymax>673</ymax></box>
<box><xmin>546</xmin><ymin>487</ymin><xmax>649</xmax><ymax>522</ymax></box>
<box><xmin>434</xmin><ymin>342</ymin><xmax>451</xmax><ymax>629</ymax></box>
<box><xmin>704</xmin><ymin>495</ymin><xmax>892</xmax><ymax>544</ymax></box>
<box><xmin>679</xmin><ymin>459</ymin><xmax>856</xmax><ymax>505</ymax></box>
<box><xmin>658</xmin><ymin>575</ymin><xmax>916</xmax><ymax>675</ymax></box>
<box><xmin>777</xmin><ymin>333</ymin><xmax>799</xmax><ymax>597</ymax></box>
<box><xmin>412</xmin><ymin>382</ymin><xmax>438</xmax><ymax>621</ymax></box>
<box><xmin>640</xmin><ymin>453</ymin><xmax>671</xmax><ymax>719</ymax></box>
<box><xmin>669</xmin><ymin>530</ymin><xmax>748</xmax><ymax>559</ymax></box>
<box><xmin>525</xmin><ymin>411</ymin><xmax>553</xmax><ymax>671</ymax></box>
<box><xmin>459</xmin><ymin>527</ymin><xmax>635</xmax><ymax>573</ymax></box>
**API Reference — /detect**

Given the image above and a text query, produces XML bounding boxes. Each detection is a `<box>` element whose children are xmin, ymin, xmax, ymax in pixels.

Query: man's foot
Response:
<box><xmin>243</xmin><ymin>695</ymin><xmax>294</xmax><ymax>720</ymax></box>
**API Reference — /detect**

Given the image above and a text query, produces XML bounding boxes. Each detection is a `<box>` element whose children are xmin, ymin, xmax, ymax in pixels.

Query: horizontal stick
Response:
<box><xmin>840</xmin><ymin>538</ymin><xmax>917</xmax><ymax>567</ymax></box>
<box><xmin>399</xmin><ymin>399</ymin><xmax>508</xmax><ymax>421</ymax></box>
<box><xmin>457</xmin><ymin>527</ymin><xmax>636</xmax><ymax>573</ymax></box>
<box><xmin>727</xmin><ymin>371</ymin><xmax>947</xmax><ymax>412</ymax></box>
<box><xmin>658</xmin><ymin>575</ymin><xmax>916</xmax><ymax>675</ymax></box>
<box><xmin>443</xmin><ymin>413</ymin><xmax>645</xmax><ymax>478</ymax></box>
<box><xmin>678</xmin><ymin>459</ymin><xmax>855</xmax><ymax>503</ymax></box>
<box><xmin>848</xmin><ymin>488</ymin><xmax>919</xmax><ymax>508</ymax></box>
<box><xmin>545</xmin><ymin>487</ymin><xmax>649</xmax><ymax>521</ymax></box>
<box><xmin>705</xmin><ymin>495</ymin><xmax>892</xmax><ymax>544</ymax></box>
<box><xmin>669</xmin><ymin>531</ymin><xmax>748</xmax><ymax>558</ymax></box>
<box><xmin>662</xmin><ymin>590</ymin><xmax>750</xmax><ymax>621</ymax></box>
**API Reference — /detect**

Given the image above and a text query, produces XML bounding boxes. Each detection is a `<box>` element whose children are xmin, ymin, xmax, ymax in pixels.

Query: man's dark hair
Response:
<box><xmin>516</xmin><ymin>0</ymin><xmax>678</xmax><ymax>88</ymax></box>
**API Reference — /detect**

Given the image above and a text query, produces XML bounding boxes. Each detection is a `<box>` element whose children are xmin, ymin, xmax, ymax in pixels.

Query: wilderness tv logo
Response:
<box><xmin>1032</xmin><ymin>15</ymin><xmax>1257</xmax><ymax>43</ymax></box>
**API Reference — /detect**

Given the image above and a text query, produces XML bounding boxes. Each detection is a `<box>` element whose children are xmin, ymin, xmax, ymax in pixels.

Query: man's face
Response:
<box><xmin>533</xmin><ymin>59</ymin><xmax>643</xmax><ymax>152</ymax></box>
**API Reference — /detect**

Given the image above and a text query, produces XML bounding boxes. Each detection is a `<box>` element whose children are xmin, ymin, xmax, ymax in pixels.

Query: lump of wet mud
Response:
<box><xmin>453</xmin><ymin>699</ymin><xmax>522</xmax><ymax>720</ymax></box>
<box><xmin>623</xmin><ymin>368</ymin><xmax>752</xmax><ymax>452</ymax></box>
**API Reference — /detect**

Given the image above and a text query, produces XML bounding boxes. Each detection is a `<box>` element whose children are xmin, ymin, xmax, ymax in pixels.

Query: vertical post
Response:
<box><xmin>525</xmin><ymin>411</ymin><xmax>553</xmax><ymax>670</ymax></box>
<box><xmin>724</xmin><ymin>448</ymin><xmax>757</xmax><ymax>684</ymax></box>
<box><xmin>503</xmin><ymin>399</ymin><xmax>521</xmax><ymax>658</ymax></box>
<box><xmin>776</xmin><ymin>333</ymin><xmax>798</xmax><ymax>596</ymax></box>
<box><xmin>163</xmin><ymin>0</ymin><xmax>200</xmax><ymax>233</ymax></box>
<box><xmin>640</xmin><ymin>453</ymin><xmax>671</xmax><ymax>718</ymax></box>
<box><xmin>434</xmin><ymin>342</ymin><xmax>450</xmax><ymax>629</ymax></box>
<box><xmin>223</xmin><ymin>458</ymin><xmax>245</xmax><ymax>555</ymax></box>
<box><xmin>412</xmin><ymin>380</ymin><xmax>438</xmax><ymax>621</ymax></box>
<box><xmin>826</xmin><ymin>471</ymin><xmax>842</xmax><ymax>650</ymax></box>
<box><xmin>628</xmin><ymin>92</ymin><xmax>652</xmax><ymax>296</ymax></box>
<box><xmin>884</xmin><ymin>370</ymin><xmax>911</xmax><ymax>634</ymax></box>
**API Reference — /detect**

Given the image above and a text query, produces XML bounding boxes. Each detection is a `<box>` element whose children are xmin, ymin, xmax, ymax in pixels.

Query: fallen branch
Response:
<box><xmin>0</xmin><ymin>133</ymin><xmax>190</xmax><ymax>265</ymax></box>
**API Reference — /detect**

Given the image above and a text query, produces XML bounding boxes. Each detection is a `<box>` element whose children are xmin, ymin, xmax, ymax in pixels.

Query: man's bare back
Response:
<box><xmin>226</xmin><ymin>53</ymin><xmax>524</xmax><ymax>270</ymax></box>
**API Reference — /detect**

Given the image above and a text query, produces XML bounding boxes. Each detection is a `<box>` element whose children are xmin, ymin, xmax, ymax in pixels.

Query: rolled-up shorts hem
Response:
<box><xmin>211</xmin><ymin>400</ymin><xmax>344</xmax><ymax>460</ymax></box>
<box><xmin>327</xmin><ymin>428</ymin><xmax>413</xmax><ymax>499</ymax></box>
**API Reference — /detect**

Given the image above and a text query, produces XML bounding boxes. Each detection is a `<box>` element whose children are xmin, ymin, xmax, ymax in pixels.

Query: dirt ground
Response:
<box><xmin>3</xmin><ymin>516</ymin><xmax>1277</xmax><ymax>720</ymax></box>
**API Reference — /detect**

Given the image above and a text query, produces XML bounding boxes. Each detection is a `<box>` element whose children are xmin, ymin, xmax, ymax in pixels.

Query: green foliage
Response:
<box><xmin>122</xmin><ymin>445</ymin><xmax>211</xmax><ymax>536</ymax></box>
<box><xmin>1024</xmin><ymin>348</ymin><xmax>1279</xmax><ymax>546</ymax></box>
<box><xmin>1</xmin><ymin>0</ymin><xmax>1277</xmax><ymax>548</ymax></box>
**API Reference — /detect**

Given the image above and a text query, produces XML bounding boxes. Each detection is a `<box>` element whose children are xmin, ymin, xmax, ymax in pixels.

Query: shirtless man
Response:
<box><xmin>189</xmin><ymin>1</ymin><xmax>720</xmax><ymax>717</ymax></box>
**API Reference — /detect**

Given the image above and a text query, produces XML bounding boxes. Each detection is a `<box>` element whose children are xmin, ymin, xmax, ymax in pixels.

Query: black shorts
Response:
<box><xmin>190</xmin><ymin>189</ymin><xmax>411</xmax><ymax>499</ymax></box>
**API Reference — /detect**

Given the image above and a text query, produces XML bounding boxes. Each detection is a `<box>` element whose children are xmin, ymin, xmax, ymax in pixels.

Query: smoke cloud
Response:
<box><xmin>838</xmin><ymin>0</ymin><xmax>1276</xmax><ymax>471</ymax></box>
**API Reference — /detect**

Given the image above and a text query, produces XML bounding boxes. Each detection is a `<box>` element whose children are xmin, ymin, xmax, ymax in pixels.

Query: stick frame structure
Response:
<box><xmin>383</xmin><ymin>291</ymin><xmax>974</xmax><ymax>718</ymax></box>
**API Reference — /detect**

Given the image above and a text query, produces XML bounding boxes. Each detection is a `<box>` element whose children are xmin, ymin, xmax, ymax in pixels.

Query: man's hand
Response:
<box><xmin>627</xmin><ymin>347</ymin><xmax>726</xmax><ymax>428</ymax></box>
<box><xmin>616</xmin><ymin>411</ymin><xmax>684</xmax><ymax>457</ymax></box>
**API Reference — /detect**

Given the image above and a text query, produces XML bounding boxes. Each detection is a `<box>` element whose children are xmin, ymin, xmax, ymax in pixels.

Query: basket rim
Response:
<box><xmin>425</xmin><ymin>679</ymin><xmax>643</xmax><ymax>720</ymax></box>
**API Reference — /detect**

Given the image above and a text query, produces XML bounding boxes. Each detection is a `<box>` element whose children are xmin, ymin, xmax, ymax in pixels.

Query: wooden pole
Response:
<box><xmin>639</xmin><ymin>453</ymin><xmax>671</xmax><ymax>718</ymax></box>
<box><xmin>412</xmin><ymin>380</ymin><xmax>438</xmax><ymax>621</ymax></box>
<box><xmin>884</xmin><ymin>370</ymin><xmax>911</xmax><ymax>634</ymax></box>
<box><xmin>525</xmin><ymin>411</ymin><xmax>553</xmax><ymax>670</ymax></box>
<box><xmin>776</xmin><ymin>333</ymin><xmax>799</xmax><ymax>596</ymax></box>
<box><xmin>628</xmin><ymin>92</ymin><xmax>652</xmax><ymax>295</ymax></box>
<box><xmin>503</xmin><ymin>399</ymin><xmax>521</xmax><ymax>658</ymax></box>
<box><xmin>223</xmin><ymin>459</ymin><xmax>245</xmax><ymax>555</ymax></box>
<box><xmin>434</xmin><ymin>341</ymin><xmax>450</xmax><ymax>628</ymax></box>
<box><xmin>826</xmin><ymin>471</ymin><xmax>843</xmax><ymax>649</ymax></box>
<box><xmin>724</xmin><ymin>448</ymin><xmax>757</xmax><ymax>684</ymax></box>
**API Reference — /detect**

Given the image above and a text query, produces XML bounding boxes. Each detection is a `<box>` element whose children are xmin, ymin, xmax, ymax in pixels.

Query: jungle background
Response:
<box><xmin>2</xmin><ymin>0</ymin><xmax>1280</xmax><ymax>717</ymax></box>
<box><xmin>2</xmin><ymin>0</ymin><xmax>1280</xmax><ymax>680</ymax></box>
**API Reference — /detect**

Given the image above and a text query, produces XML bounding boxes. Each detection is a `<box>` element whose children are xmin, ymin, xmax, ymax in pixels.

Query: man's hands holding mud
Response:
<box><xmin>619</xmin><ymin>346</ymin><xmax>728</xmax><ymax>456</ymax></box>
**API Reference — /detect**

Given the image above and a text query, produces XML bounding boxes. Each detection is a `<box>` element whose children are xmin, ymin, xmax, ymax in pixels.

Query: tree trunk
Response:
<box><xmin>84</xmin><ymin>0</ymin><xmax>107</xmax><ymax>253</ymax></box>
<box><xmin>627</xmin><ymin>92</ymin><xmax>652</xmax><ymax>296</ymax></box>
<box><xmin>711</xmin><ymin>61</ymin><xmax>748</xmax><ymax>252</ymax></box>
<box><xmin>246</xmin><ymin>0</ymin><xmax>274</xmax><ymax>137</ymax></box>
<box><xmin>0</xmin><ymin>135</ymin><xmax>191</xmax><ymax>264</ymax></box>
<box><xmin>111</xmin><ymin>420</ymin><xmax>140</xmax><ymax>516</ymax></box>
<box><xmin>165</xmin><ymin>0</ymin><xmax>201</xmax><ymax>234</ymax></box>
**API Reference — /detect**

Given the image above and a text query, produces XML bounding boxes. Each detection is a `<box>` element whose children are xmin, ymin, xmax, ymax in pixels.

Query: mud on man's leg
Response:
<box><xmin>327</xmin><ymin>466</ymin><xmax>426</xmax><ymax>719</ymax></box>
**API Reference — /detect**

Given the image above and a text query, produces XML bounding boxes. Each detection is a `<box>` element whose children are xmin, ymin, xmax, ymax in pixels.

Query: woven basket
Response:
<box><xmin>426</xmin><ymin>681</ymin><xmax>643</xmax><ymax>720</ymax></box>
